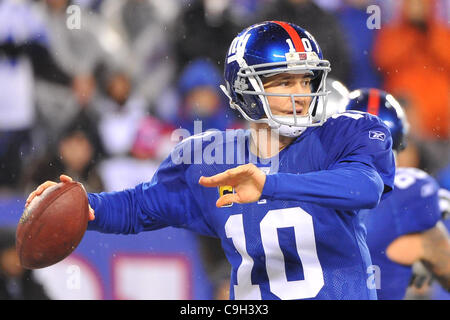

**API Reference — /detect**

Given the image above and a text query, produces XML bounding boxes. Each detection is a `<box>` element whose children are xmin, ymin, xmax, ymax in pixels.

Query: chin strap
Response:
<box><xmin>267</xmin><ymin>118</ymin><xmax>306</xmax><ymax>137</ymax></box>
<box><xmin>278</xmin><ymin>125</ymin><xmax>307</xmax><ymax>137</ymax></box>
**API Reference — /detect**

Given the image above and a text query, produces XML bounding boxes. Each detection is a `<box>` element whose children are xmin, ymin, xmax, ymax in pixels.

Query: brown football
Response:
<box><xmin>16</xmin><ymin>181</ymin><xmax>89</xmax><ymax>269</ymax></box>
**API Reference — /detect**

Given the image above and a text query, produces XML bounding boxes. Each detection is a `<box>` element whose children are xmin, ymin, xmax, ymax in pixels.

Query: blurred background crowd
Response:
<box><xmin>0</xmin><ymin>0</ymin><xmax>448</xmax><ymax>300</ymax></box>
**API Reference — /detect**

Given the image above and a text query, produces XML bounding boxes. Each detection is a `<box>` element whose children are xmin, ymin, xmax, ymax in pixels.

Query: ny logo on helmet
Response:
<box><xmin>227</xmin><ymin>33</ymin><xmax>251</xmax><ymax>64</ymax></box>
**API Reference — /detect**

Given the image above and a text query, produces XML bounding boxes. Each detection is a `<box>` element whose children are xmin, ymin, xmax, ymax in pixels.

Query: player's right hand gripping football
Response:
<box><xmin>25</xmin><ymin>175</ymin><xmax>95</xmax><ymax>221</ymax></box>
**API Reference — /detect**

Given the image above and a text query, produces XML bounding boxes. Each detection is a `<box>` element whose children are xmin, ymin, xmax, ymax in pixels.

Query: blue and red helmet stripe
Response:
<box><xmin>367</xmin><ymin>88</ymin><xmax>380</xmax><ymax>116</ymax></box>
<box><xmin>271</xmin><ymin>20</ymin><xmax>306</xmax><ymax>52</ymax></box>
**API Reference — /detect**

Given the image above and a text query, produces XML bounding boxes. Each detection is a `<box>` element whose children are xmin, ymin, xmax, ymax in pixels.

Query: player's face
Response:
<box><xmin>263</xmin><ymin>73</ymin><xmax>313</xmax><ymax>116</ymax></box>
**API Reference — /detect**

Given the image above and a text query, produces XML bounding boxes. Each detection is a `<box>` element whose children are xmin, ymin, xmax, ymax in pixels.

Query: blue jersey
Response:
<box><xmin>360</xmin><ymin>167</ymin><xmax>441</xmax><ymax>300</ymax></box>
<box><xmin>87</xmin><ymin>111</ymin><xmax>395</xmax><ymax>300</ymax></box>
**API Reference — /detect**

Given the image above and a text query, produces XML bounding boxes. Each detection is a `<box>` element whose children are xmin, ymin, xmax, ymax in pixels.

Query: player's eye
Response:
<box><xmin>266</xmin><ymin>79</ymin><xmax>289</xmax><ymax>88</ymax></box>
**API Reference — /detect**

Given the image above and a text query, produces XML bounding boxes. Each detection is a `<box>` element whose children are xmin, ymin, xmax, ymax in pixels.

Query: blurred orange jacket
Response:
<box><xmin>372</xmin><ymin>0</ymin><xmax>450</xmax><ymax>139</ymax></box>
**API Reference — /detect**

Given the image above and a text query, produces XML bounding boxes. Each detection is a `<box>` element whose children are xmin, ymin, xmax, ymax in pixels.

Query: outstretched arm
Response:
<box><xmin>25</xmin><ymin>159</ymin><xmax>204</xmax><ymax>235</ymax></box>
<box><xmin>199</xmin><ymin>161</ymin><xmax>384</xmax><ymax>210</ymax></box>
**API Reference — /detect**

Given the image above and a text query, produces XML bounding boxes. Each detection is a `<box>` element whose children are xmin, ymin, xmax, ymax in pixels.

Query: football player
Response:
<box><xmin>197</xmin><ymin>76</ymin><xmax>351</xmax><ymax>300</ymax></box>
<box><xmin>26</xmin><ymin>21</ymin><xmax>395</xmax><ymax>300</ymax></box>
<box><xmin>346</xmin><ymin>88</ymin><xmax>450</xmax><ymax>299</ymax></box>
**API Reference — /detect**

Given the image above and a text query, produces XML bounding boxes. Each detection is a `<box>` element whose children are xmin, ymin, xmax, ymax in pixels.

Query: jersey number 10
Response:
<box><xmin>225</xmin><ymin>207</ymin><xmax>324</xmax><ymax>299</ymax></box>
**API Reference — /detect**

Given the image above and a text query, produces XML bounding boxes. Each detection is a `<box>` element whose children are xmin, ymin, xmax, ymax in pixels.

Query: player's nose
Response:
<box><xmin>292</xmin><ymin>86</ymin><xmax>309</xmax><ymax>103</ymax></box>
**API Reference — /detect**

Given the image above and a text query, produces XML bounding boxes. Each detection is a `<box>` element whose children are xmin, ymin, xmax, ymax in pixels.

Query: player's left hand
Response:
<box><xmin>199</xmin><ymin>163</ymin><xmax>266</xmax><ymax>207</ymax></box>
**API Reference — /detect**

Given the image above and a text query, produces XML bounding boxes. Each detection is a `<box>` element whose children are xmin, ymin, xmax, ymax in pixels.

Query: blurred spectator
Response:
<box><xmin>414</xmin><ymin>140</ymin><xmax>450</xmax><ymax>177</ymax></box>
<box><xmin>99</xmin><ymin>0</ymin><xmax>179</xmax><ymax>108</ymax></box>
<box><xmin>34</xmin><ymin>71</ymin><xmax>105</xmax><ymax>160</ymax></box>
<box><xmin>174</xmin><ymin>0</ymin><xmax>246</xmax><ymax>73</ymax></box>
<box><xmin>98</xmin><ymin>116</ymin><xmax>176</xmax><ymax>192</ymax></box>
<box><xmin>170</xmin><ymin>59</ymin><xmax>243</xmax><ymax>134</ymax></box>
<box><xmin>72</xmin><ymin>73</ymin><xmax>97</xmax><ymax>108</ymax></box>
<box><xmin>0</xmin><ymin>227</ymin><xmax>50</xmax><ymax>300</ymax></box>
<box><xmin>337</xmin><ymin>0</ymin><xmax>382</xmax><ymax>90</ymax></box>
<box><xmin>314</xmin><ymin>0</ymin><xmax>343</xmax><ymax>11</ymax></box>
<box><xmin>73</xmin><ymin>0</ymin><xmax>104</xmax><ymax>11</ymax></box>
<box><xmin>0</xmin><ymin>0</ymin><xmax>72</xmax><ymax>189</ymax></box>
<box><xmin>372</xmin><ymin>0</ymin><xmax>450</xmax><ymax>141</ymax></box>
<box><xmin>23</xmin><ymin>113</ymin><xmax>104</xmax><ymax>194</ymax></box>
<box><xmin>95</xmin><ymin>67</ymin><xmax>148</xmax><ymax>157</ymax></box>
<box><xmin>130</xmin><ymin>116</ymin><xmax>176</xmax><ymax>162</ymax></box>
<box><xmin>33</xmin><ymin>0</ymin><xmax>115</xmax><ymax>141</ymax></box>
<box><xmin>39</xmin><ymin>0</ymin><xmax>107</xmax><ymax>76</ymax></box>
<box><xmin>228</xmin><ymin>0</ymin><xmax>271</xmax><ymax>24</ymax></box>
<box><xmin>394</xmin><ymin>133</ymin><xmax>449</xmax><ymax>178</ymax></box>
<box><xmin>395</xmin><ymin>138</ymin><xmax>421</xmax><ymax>169</ymax></box>
<box><xmin>259</xmin><ymin>0</ymin><xmax>351</xmax><ymax>83</ymax></box>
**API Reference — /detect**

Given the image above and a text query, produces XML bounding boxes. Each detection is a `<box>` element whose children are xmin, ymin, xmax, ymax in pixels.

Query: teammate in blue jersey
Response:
<box><xmin>25</xmin><ymin>21</ymin><xmax>395</xmax><ymax>300</ymax></box>
<box><xmin>346</xmin><ymin>88</ymin><xmax>450</xmax><ymax>300</ymax></box>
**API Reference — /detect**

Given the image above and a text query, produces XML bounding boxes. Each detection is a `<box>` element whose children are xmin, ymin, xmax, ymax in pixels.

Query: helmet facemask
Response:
<box><xmin>223</xmin><ymin>55</ymin><xmax>331</xmax><ymax>137</ymax></box>
<box><xmin>221</xmin><ymin>21</ymin><xmax>332</xmax><ymax>137</ymax></box>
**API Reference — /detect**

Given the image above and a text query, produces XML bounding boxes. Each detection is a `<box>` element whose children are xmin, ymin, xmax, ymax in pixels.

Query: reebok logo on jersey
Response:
<box><xmin>369</xmin><ymin>131</ymin><xmax>386</xmax><ymax>141</ymax></box>
<box><xmin>218</xmin><ymin>186</ymin><xmax>234</xmax><ymax>207</ymax></box>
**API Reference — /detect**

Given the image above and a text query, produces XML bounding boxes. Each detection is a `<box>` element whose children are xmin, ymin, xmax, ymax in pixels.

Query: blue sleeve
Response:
<box><xmin>87</xmin><ymin>153</ymin><xmax>206</xmax><ymax>235</ymax></box>
<box><xmin>262</xmin><ymin>162</ymin><xmax>384</xmax><ymax>210</ymax></box>
<box><xmin>326</xmin><ymin>112</ymin><xmax>395</xmax><ymax>198</ymax></box>
<box><xmin>262</xmin><ymin>112</ymin><xmax>395</xmax><ymax>211</ymax></box>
